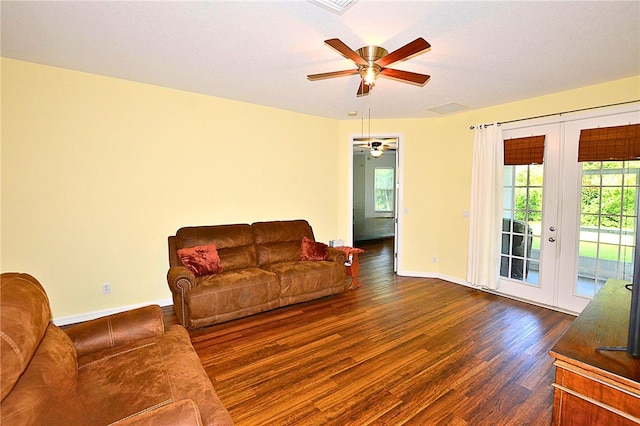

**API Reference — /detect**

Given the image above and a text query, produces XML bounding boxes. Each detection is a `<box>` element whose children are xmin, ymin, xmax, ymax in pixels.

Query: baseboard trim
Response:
<box><xmin>397</xmin><ymin>270</ymin><xmax>468</xmax><ymax>287</ymax></box>
<box><xmin>397</xmin><ymin>270</ymin><xmax>579</xmax><ymax>316</ymax></box>
<box><xmin>53</xmin><ymin>297</ymin><xmax>173</xmax><ymax>326</ymax></box>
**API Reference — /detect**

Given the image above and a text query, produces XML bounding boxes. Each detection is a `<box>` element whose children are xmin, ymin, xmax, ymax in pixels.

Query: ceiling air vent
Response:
<box><xmin>308</xmin><ymin>0</ymin><xmax>356</xmax><ymax>15</ymax></box>
<box><xmin>426</xmin><ymin>103</ymin><xmax>469</xmax><ymax>115</ymax></box>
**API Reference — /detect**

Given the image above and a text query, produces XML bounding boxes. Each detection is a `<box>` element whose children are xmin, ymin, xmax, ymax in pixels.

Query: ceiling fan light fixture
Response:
<box><xmin>370</xmin><ymin>148</ymin><xmax>383</xmax><ymax>158</ymax></box>
<box><xmin>357</xmin><ymin>45</ymin><xmax>386</xmax><ymax>86</ymax></box>
<box><xmin>362</xmin><ymin>66</ymin><xmax>379</xmax><ymax>85</ymax></box>
<box><xmin>370</xmin><ymin>141</ymin><xmax>383</xmax><ymax>158</ymax></box>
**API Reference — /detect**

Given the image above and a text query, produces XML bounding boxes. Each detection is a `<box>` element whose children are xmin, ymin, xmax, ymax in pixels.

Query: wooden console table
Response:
<box><xmin>549</xmin><ymin>279</ymin><xmax>640</xmax><ymax>425</ymax></box>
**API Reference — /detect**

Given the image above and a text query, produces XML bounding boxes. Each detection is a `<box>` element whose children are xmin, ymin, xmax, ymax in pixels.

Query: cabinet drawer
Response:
<box><xmin>553</xmin><ymin>362</ymin><xmax>640</xmax><ymax>424</ymax></box>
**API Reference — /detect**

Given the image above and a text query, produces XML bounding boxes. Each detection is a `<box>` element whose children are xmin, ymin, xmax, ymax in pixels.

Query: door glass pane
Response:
<box><xmin>501</xmin><ymin>164</ymin><xmax>543</xmax><ymax>285</ymax></box>
<box><xmin>577</xmin><ymin>161</ymin><xmax>639</xmax><ymax>297</ymax></box>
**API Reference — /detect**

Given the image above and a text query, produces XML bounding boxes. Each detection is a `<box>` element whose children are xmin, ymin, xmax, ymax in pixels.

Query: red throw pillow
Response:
<box><xmin>300</xmin><ymin>236</ymin><xmax>328</xmax><ymax>261</ymax></box>
<box><xmin>177</xmin><ymin>244</ymin><xmax>223</xmax><ymax>277</ymax></box>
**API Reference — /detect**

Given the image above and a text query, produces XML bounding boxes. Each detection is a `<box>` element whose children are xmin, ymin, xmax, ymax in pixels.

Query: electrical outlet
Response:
<box><xmin>432</xmin><ymin>256</ymin><xmax>437</xmax><ymax>263</ymax></box>
<box><xmin>102</xmin><ymin>283</ymin><xmax>111</xmax><ymax>294</ymax></box>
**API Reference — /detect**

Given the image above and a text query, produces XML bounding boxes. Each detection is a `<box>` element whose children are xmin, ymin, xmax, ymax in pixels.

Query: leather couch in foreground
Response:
<box><xmin>0</xmin><ymin>272</ymin><xmax>233</xmax><ymax>426</ymax></box>
<box><xmin>167</xmin><ymin>219</ymin><xmax>347</xmax><ymax>328</ymax></box>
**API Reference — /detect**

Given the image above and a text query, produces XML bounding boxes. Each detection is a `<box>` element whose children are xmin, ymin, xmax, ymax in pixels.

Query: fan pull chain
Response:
<box><xmin>368</xmin><ymin>86</ymin><xmax>372</xmax><ymax>140</ymax></box>
<box><xmin>360</xmin><ymin>82</ymin><xmax>365</xmax><ymax>140</ymax></box>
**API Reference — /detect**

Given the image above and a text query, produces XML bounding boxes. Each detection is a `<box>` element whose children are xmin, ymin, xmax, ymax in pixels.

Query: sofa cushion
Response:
<box><xmin>176</xmin><ymin>224</ymin><xmax>258</xmax><ymax>271</ymax></box>
<box><xmin>300</xmin><ymin>236</ymin><xmax>328</xmax><ymax>261</ymax></box>
<box><xmin>0</xmin><ymin>273</ymin><xmax>52</xmax><ymax>401</ymax></box>
<box><xmin>76</xmin><ymin>326</ymin><xmax>233</xmax><ymax>425</ymax></box>
<box><xmin>65</xmin><ymin>305</ymin><xmax>165</xmax><ymax>358</ymax></box>
<box><xmin>252</xmin><ymin>220</ymin><xmax>315</xmax><ymax>266</ymax></box>
<box><xmin>185</xmin><ymin>268</ymin><xmax>280</xmax><ymax>327</ymax></box>
<box><xmin>217</xmin><ymin>245</ymin><xmax>258</xmax><ymax>271</ymax></box>
<box><xmin>177</xmin><ymin>244</ymin><xmax>224</xmax><ymax>277</ymax></box>
<box><xmin>0</xmin><ymin>324</ymin><xmax>82</xmax><ymax>425</ymax></box>
<box><xmin>255</xmin><ymin>240</ymin><xmax>302</xmax><ymax>266</ymax></box>
<box><xmin>155</xmin><ymin>326</ymin><xmax>233</xmax><ymax>426</ymax></box>
<box><xmin>267</xmin><ymin>260</ymin><xmax>346</xmax><ymax>305</ymax></box>
<box><xmin>116</xmin><ymin>399</ymin><xmax>203</xmax><ymax>425</ymax></box>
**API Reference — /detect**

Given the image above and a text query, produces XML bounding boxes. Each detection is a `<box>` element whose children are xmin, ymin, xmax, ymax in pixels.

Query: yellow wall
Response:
<box><xmin>2</xmin><ymin>56</ymin><xmax>639</xmax><ymax>321</ymax></box>
<box><xmin>1</xmin><ymin>58</ymin><xmax>341</xmax><ymax>320</ymax></box>
<box><xmin>337</xmin><ymin>75</ymin><xmax>640</xmax><ymax>281</ymax></box>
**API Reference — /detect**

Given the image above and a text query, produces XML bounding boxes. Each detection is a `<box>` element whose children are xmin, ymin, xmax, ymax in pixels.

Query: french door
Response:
<box><xmin>498</xmin><ymin>123</ymin><xmax>560</xmax><ymax>308</ymax></box>
<box><xmin>498</xmin><ymin>108</ymin><xmax>640</xmax><ymax>313</ymax></box>
<box><xmin>557</xmin><ymin>111</ymin><xmax>640</xmax><ymax>312</ymax></box>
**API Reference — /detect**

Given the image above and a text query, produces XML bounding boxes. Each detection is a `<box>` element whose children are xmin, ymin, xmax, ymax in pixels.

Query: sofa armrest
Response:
<box><xmin>64</xmin><ymin>305</ymin><xmax>165</xmax><ymax>358</ymax></box>
<box><xmin>327</xmin><ymin>247</ymin><xmax>347</xmax><ymax>264</ymax></box>
<box><xmin>112</xmin><ymin>399</ymin><xmax>204</xmax><ymax>426</ymax></box>
<box><xmin>167</xmin><ymin>266</ymin><xmax>198</xmax><ymax>294</ymax></box>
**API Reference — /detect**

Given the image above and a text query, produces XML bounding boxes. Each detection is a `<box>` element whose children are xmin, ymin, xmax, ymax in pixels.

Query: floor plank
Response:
<box><xmin>164</xmin><ymin>238</ymin><xmax>574</xmax><ymax>425</ymax></box>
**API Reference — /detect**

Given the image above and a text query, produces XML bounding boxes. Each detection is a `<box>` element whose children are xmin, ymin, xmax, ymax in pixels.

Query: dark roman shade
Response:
<box><xmin>504</xmin><ymin>135</ymin><xmax>545</xmax><ymax>165</ymax></box>
<box><xmin>578</xmin><ymin>123</ymin><xmax>640</xmax><ymax>162</ymax></box>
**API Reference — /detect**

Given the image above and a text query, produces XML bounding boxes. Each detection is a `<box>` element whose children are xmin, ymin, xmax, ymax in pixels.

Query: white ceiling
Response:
<box><xmin>2</xmin><ymin>1</ymin><xmax>639</xmax><ymax>120</ymax></box>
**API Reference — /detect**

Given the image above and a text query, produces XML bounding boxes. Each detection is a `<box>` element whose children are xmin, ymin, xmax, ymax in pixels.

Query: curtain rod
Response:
<box><xmin>469</xmin><ymin>99</ymin><xmax>640</xmax><ymax>130</ymax></box>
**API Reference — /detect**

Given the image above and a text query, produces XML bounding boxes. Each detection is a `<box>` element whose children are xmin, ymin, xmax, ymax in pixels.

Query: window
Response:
<box><xmin>502</xmin><ymin>164</ymin><xmax>543</xmax><ymax>284</ymax></box>
<box><xmin>577</xmin><ymin>161</ymin><xmax>639</xmax><ymax>296</ymax></box>
<box><xmin>374</xmin><ymin>167</ymin><xmax>394</xmax><ymax>212</ymax></box>
<box><xmin>576</xmin><ymin>124</ymin><xmax>640</xmax><ymax>297</ymax></box>
<box><xmin>501</xmin><ymin>135</ymin><xmax>545</xmax><ymax>284</ymax></box>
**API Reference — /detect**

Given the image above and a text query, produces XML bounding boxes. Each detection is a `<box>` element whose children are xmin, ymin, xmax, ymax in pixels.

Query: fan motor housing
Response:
<box><xmin>356</xmin><ymin>45</ymin><xmax>388</xmax><ymax>62</ymax></box>
<box><xmin>356</xmin><ymin>46</ymin><xmax>387</xmax><ymax>83</ymax></box>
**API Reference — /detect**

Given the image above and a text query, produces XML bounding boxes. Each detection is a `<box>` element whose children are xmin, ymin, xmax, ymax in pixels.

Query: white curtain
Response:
<box><xmin>467</xmin><ymin>123</ymin><xmax>503</xmax><ymax>290</ymax></box>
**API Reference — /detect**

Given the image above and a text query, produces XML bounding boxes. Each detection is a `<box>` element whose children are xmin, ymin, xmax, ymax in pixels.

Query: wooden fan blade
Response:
<box><xmin>307</xmin><ymin>69</ymin><xmax>359</xmax><ymax>81</ymax></box>
<box><xmin>380</xmin><ymin>68</ymin><xmax>431</xmax><ymax>86</ymax></box>
<box><xmin>375</xmin><ymin>37</ymin><xmax>431</xmax><ymax>67</ymax></box>
<box><xmin>325</xmin><ymin>38</ymin><xmax>368</xmax><ymax>66</ymax></box>
<box><xmin>357</xmin><ymin>80</ymin><xmax>370</xmax><ymax>97</ymax></box>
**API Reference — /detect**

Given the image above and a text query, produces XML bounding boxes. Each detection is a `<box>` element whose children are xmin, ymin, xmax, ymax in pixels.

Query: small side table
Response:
<box><xmin>334</xmin><ymin>246</ymin><xmax>364</xmax><ymax>289</ymax></box>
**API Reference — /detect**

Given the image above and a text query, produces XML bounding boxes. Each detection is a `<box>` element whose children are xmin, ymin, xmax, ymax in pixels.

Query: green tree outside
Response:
<box><xmin>512</xmin><ymin>162</ymin><xmax>639</xmax><ymax>262</ymax></box>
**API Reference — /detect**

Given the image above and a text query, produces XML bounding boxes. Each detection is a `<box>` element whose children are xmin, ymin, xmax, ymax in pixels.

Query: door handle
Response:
<box><xmin>549</xmin><ymin>226</ymin><xmax>556</xmax><ymax>232</ymax></box>
<box><xmin>549</xmin><ymin>237</ymin><xmax>556</xmax><ymax>242</ymax></box>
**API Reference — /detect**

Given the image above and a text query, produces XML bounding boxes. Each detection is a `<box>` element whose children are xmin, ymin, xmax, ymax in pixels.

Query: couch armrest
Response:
<box><xmin>327</xmin><ymin>247</ymin><xmax>347</xmax><ymax>264</ymax></box>
<box><xmin>112</xmin><ymin>399</ymin><xmax>204</xmax><ymax>426</ymax></box>
<box><xmin>64</xmin><ymin>305</ymin><xmax>165</xmax><ymax>358</ymax></box>
<box><xmin>167</xmin><ymin>266</ymin><xmax>198</xmax><ymax>294</ymax></box>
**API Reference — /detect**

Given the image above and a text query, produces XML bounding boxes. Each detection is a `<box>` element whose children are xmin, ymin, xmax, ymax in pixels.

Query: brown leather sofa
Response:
<box><xmin>0</xmin><ymin>272</ymin><xmax>234</xmax><ymax>426</ymax></box>
<box><xmin>167</xmin><ymin>220</ymin><xmax>347</xmax><ymax>328</ymax></box>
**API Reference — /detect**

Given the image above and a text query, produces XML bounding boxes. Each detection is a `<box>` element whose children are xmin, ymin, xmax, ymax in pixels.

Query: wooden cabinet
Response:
<box><xmin>550</xmin><ymin>279</ymin><xmax>640</xmax><ymax>425</ymax></box>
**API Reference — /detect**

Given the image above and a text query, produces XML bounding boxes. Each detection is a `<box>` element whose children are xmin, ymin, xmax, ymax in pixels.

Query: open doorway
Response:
<box><xmin>351</xmin><ymin>136</ymin><xmax>400</xmax><ymax>272</ymax></box>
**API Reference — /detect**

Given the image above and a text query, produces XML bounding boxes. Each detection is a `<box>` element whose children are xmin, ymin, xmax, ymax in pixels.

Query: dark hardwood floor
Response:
<box><xmin>164</xmin><ymin>238</ymin><xmax>575</xmax><ymax>425</ymax></box>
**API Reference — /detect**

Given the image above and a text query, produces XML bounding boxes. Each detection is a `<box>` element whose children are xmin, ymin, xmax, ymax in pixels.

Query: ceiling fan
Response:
<box><xmin>307</xmin><ymin>38</ymin><xmax>431</xmax><ymax>97</ymax></box>
<box><xmin>354</xmin><ymin>137</ymin><xmax>397</xmax><ymax>158</ymax></box>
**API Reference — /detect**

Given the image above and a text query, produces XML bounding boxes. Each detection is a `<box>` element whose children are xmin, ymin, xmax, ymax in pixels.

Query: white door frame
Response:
<box><xmin>347</xmin><ymin>133</ymin><xmax>403</xmax><ymax>273</ymax></box>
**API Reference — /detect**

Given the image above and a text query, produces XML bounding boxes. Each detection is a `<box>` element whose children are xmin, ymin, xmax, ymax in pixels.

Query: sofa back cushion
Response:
<box><xmin>0</xmin><ymin>273</ymin><xmax>53</xmax><ymax>401</ymax></box>
<box><xmin>0</xmin><ymin>324</ymin><xmax>81</xmax><ymax>424</ymax></box>
<box><xmin>175</xmin><ymin>224</ymin><xmax>258</xmax><ymax>271</ymax></box>
<box><xmin>252</xmin><ymin>220</ymin><xmax>315</xmax><ymax>266</ymax></box>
